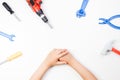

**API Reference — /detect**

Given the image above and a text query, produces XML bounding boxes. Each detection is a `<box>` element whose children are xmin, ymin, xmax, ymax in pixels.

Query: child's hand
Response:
<box><xmin>30</xmin><ymin>49</ymin><xmax>97</xmax><ymax>80</ymax></box>
<box><xmin>43</xmin><ymin>49</ymin><xmax>68</xmax><ymax>68</ymax></box>
<box><xmin>59</xmin><ymin>51</ymin><xmax>75</xmax><ymax>65</ymax></box>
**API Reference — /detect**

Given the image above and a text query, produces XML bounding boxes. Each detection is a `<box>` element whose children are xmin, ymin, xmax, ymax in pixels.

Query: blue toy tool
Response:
<box><xmin>99</xmin><ymin>15</ymin><xmax>120</xmax><ymax>30</ymax></box>
<box><xmin>0</xmin><ymin>31</ymin><xmax>15</xmax><ymax>41</ymax></box>
<box><xmin>76</xmin><ymin>0</ymin><xmax>89</xmax><ymax>18</ymax></box>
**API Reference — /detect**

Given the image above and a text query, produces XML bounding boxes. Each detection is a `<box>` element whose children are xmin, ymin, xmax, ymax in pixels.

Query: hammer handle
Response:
<box><xmin>112</xmin><ymin>48</ymin><xmax>120</xmax><ymax>55</ymax></box>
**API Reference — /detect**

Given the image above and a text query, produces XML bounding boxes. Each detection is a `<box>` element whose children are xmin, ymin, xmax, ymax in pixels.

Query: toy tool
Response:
<box><xmin>2</xmin><ymin>2</ymin><xmax>21</xmax><ymax>21</ymax></box>
<box><xmin>26</xmin><ymin>0</ymin><xmax>53</xmax><ymax>29</ymax></box>
<box><xmin>101</xmin><ymin>40</ymin><xmax>120</xmax><ymax>55</ymax></box>
<box><xmin>99</xmin><ymin>14</ymin><xmax>120</xmax><ymax>30</ymax></box>
<box><xmin>76</xmin><ymin>0</ymin><xmax>89</xmax><ymax>18</ymax></box>
<box><xmin>0</xmin><ymin>51</ymin><xmax>22</xmax><ymax>65</ymax></box>
<box><xmin>0</xmin><ymin>31</ymin><xmax>15</xmax><ymax>41</ymax></box>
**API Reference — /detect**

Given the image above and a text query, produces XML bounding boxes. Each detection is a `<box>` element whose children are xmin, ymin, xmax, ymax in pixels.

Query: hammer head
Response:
<box><xmin>101</xmin><ymin>40</ymin><xmax>116</xmax><ymax>55</ymax></box>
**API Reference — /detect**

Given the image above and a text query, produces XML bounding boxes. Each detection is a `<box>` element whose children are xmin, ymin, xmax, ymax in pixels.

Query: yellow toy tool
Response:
<box><xmin>0</xmin><ymin>51</ymin><xmax>22</xmax><ymax>65</ymax></box>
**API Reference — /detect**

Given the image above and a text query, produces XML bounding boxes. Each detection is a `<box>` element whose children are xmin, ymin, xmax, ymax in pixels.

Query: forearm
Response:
<box><xmin>30</xmin><ymin>49</ymin><xmax>68</xmax><ymax>80</ymax></box>
<box><xmin>69</xmin><ymin>59</ymin><xmax>97</xmax><ymax>80</ymax></box>
<box><xmin>30</xmin><ymin>62</ymin><xmax>50</xmax><ymax>80</ymax></box>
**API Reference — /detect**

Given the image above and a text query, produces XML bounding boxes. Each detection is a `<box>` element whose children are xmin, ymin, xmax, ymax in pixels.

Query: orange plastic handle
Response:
<box><xmin>112</xmin><ymin>48</ymin><xmax>120</xmax><ymax>55</ymax></box>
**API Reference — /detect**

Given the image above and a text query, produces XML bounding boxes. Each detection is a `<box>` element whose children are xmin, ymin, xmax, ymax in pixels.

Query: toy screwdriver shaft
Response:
<box><xmin>2</xmin><ymin>2</ymin><xmax>21</xmax><ymax>21</ymax></box>
<box><xmin>37</xmin><ymin>9</ymin><xmax>53</xmax><ymax>29</ymax></box>
<box><xmin>0</xmin><ymin>51</ymin><xmax>22</xmax><ymax>65</ymax></box>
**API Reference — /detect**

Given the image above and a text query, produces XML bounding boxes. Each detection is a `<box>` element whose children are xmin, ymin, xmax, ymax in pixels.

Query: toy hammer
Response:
<box><xmin>101</xmin><ymin>40</ymin><xmax>120</xmax><ymax>55</ymax></box>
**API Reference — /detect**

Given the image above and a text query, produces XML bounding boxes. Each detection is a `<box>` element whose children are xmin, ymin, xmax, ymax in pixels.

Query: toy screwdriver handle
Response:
<box><xmin>7</xmin><ymin>51</ymin><xmax>22</xmax><ymax>61</ymax></box>
<box><xmin>2</xmin><ymin>2</ymin><xmax>14</xmax><ymax>14</ymax></box>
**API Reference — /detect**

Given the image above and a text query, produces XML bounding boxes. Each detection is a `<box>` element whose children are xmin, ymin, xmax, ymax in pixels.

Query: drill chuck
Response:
<box><xmin>41</xmin><ymin>15</ymin><xmax>48</xmax><ymax>23</ymax></box>
<box><xmin>36</xmin><ymin>9</ymin><xmax>48</xmax><ymax>23</ymax></box>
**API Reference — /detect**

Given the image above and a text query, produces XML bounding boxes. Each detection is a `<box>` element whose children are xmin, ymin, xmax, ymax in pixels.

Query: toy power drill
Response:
<box><xmin>26</xmin><ymin>0</ymin><xmax>53</xmax><ymax>29</ymax></box>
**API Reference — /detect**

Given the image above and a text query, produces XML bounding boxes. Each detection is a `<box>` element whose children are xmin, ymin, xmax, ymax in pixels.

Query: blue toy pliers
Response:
<box><xmin>99</xmin><ymin>15</ymin><xmax>120</xmax><ymax>30</ymax></box>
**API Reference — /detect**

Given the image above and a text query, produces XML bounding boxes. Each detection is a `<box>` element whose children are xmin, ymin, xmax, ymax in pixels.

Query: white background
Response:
<box><xmin>0</xmin><ymin>0</ymin><xmax>120</xmax><ymax>80</ymax></box>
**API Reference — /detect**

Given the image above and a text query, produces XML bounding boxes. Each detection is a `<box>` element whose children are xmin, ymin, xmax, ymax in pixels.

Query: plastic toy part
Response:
<box><xmin>101</xmin><ymin>40</ymin><xmax>120</xmax><ymax>56</ymax></box>
<box><xmin>112</xmin><ymin>47</ymin><xmax>120</xmax><ymax>55</ymax></box>
<box><xmin>0</xmin><ymin>51</ymin><xmax>22</xmax><ymax>65</ymax></box>
<box><xmin>76</xmin><ymin>0</ymin><xmax>89</xmax><ymax>18</ymax></box>
<box><xmin>26</xmin><ymin>0</ymin><xmax>53</xmax><ymax>29</ymax></box>
<box><xmin>99</xmin><ymin>15</ymin><xmax>120</xmax><ymax>30</ymax></box>
<box><xmin>7</xmin><ymin>51</ymin><xmax>22</xmax><ymax>61</ymax></box>
<box><xmin>101</xmin><ymin>40</ymin><xmax>115</xmax><ymax>55</ymax></box>
<box><xmin>0</xmin><ymin>31</ymin><xmax>15</xmax><ymax>41</ymax></box>
<box><xmin>2</xmin><ymin>2</ymin><xmax>21</xmax><ymax>21</ymax></box>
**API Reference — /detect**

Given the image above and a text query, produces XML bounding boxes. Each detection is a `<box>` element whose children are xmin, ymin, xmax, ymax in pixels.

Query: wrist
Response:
<box><xmin>42</xmin><ymin>60</ymin><xmax>52</xmax><ymax>68</ymax></box>
<box><xmin>68</xmin><ymin>57</ymin><xmax>77</xmax><ymax>66</ymax></box>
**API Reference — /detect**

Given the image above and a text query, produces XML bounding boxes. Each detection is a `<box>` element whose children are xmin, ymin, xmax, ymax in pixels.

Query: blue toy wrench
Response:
<box><xmin>76</xmin><ymin>0</ymin><xmax>89</xmax><ymax>18</ymax></box>
<box><xmin>0</xmin><ymin>31</ymin><xmax>15</xmax><ymax>41</ymax></box>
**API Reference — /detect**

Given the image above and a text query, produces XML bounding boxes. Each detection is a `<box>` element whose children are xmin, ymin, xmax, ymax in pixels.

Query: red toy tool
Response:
<box><xmin>101</xmin><ymin>40</ymin><xmax>120</xmax><ymax>55</ymax></box>
<box><xmin>26</xmin><ymin>0</ymin><xmax>53</xmax><ymax>29</ymax></box>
